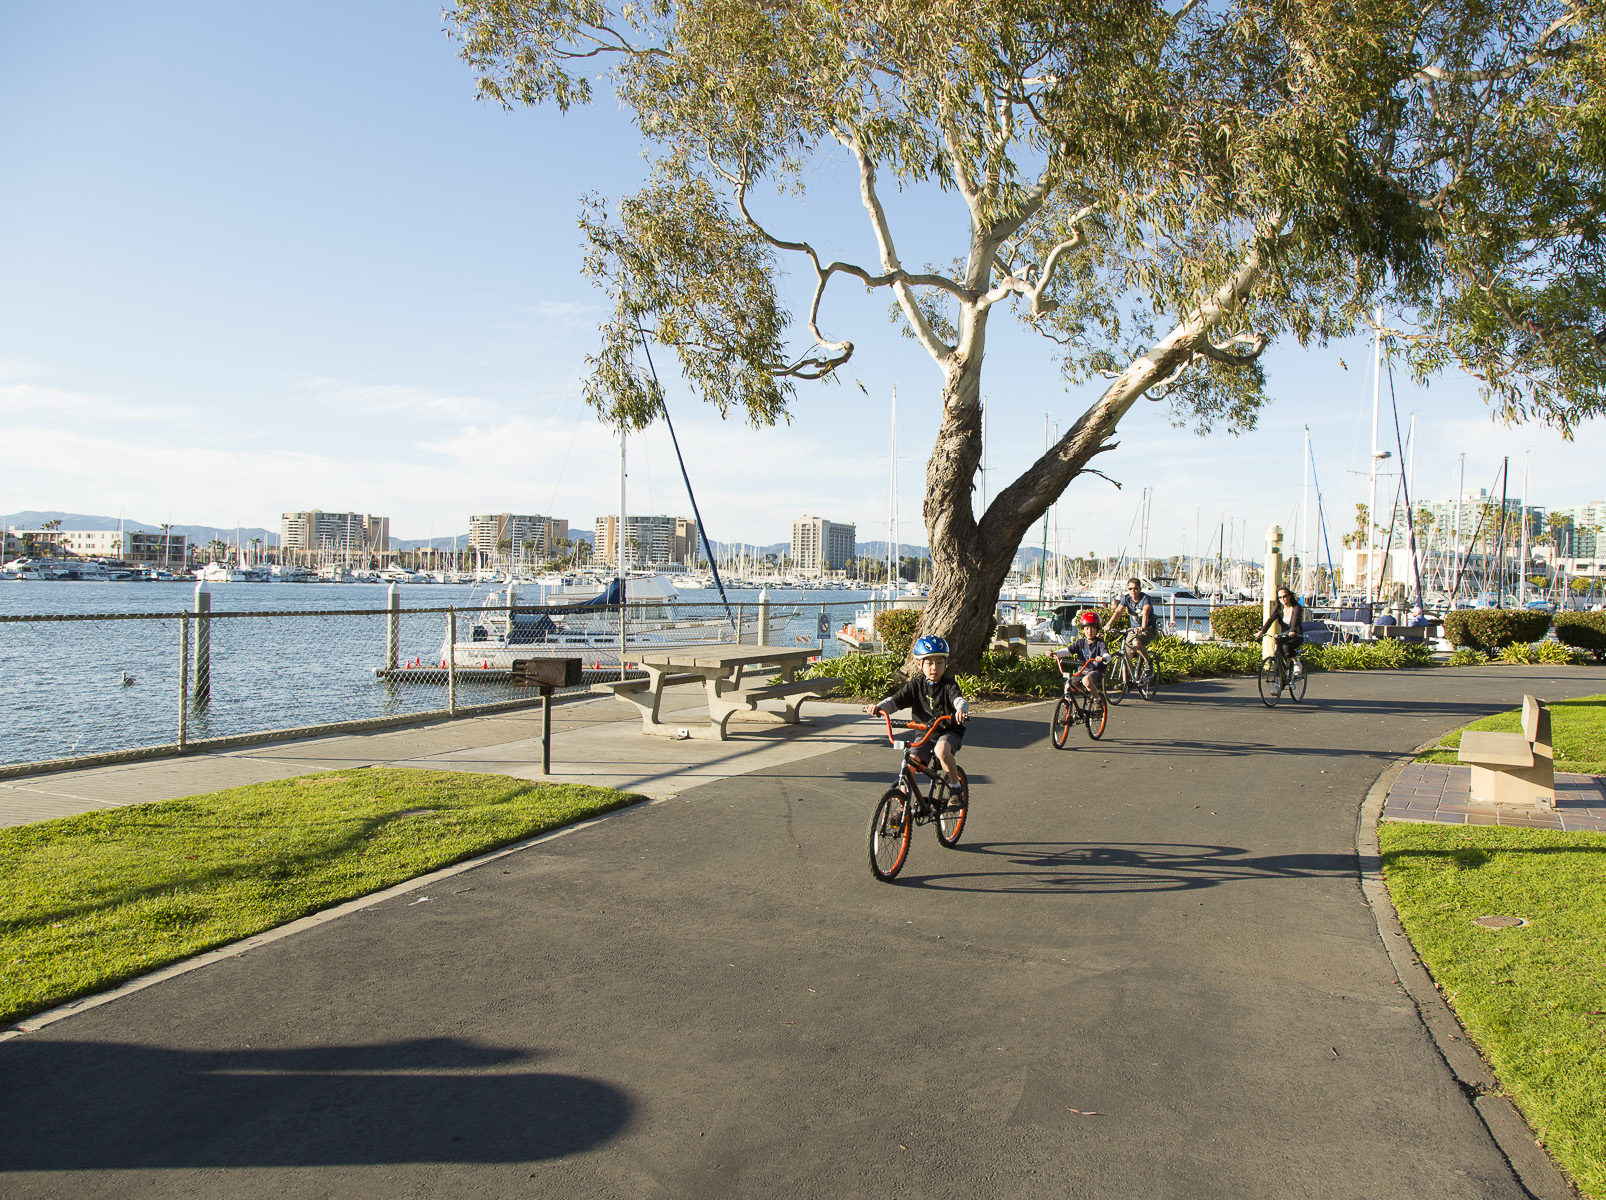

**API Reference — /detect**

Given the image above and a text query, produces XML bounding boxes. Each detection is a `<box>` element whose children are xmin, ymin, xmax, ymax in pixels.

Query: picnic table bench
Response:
<box><xmin>1457</xmin><ymin>693</ymin><xmax>1555</xmax><ymax>809</ymax></box>
<box><xmin>592</xmin><ymin>644</ymin><xmax>844</xmax><ymax>740</ymax></box>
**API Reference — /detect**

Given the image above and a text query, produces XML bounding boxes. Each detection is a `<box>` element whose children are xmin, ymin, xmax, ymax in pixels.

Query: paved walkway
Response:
<box><xmin>2</xmin><ymin>664</ymin><xmax>1603</xmax><ymax>1199</ymax></box>
<box><xmin>1384</xmin><ymin>761</ymin><xmax>1606</xmax><ymax>831</ymax></box>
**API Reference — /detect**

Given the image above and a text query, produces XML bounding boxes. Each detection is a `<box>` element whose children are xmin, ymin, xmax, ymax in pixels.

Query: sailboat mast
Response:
<box><xmin>1301</xmin><ymin>426</ymin><xmax>1311</xmax><ymax>598</ymax></box>
<box><xmin>888</xmin><ymin>385</ymin><xmax>898</xmax><ymax>593</ymax></box>
<box><xmin>1365</xmin><ymin>311</ymin><xmax>1382</xmax><ymax>605</ymax></box>
<box><xmin>618</xmin><ymin>429</ymin><xmax>627</xmax><ymax>679</ymax></box>
<box><xmin>1519</xmin><ymin>451</ymin><xmax>1530</xmax><ymax>606</ymax></box>
<box><xmin>1453</xmin><ymin>453</ymin><xmax>1465</xmax><ymax>608</ymax></box>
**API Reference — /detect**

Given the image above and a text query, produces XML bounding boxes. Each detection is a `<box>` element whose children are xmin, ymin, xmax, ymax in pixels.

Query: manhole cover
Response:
<box><xmin>1472</xmin><ymin>915</ymin><xmax>1529</xmax><ymax>930</ymax></box>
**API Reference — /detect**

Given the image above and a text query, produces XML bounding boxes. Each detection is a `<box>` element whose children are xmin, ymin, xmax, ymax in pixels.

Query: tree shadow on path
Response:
<box><xmin>0</xmin><ymin>1036</ymin><xmax>635</xmax><ymax>1171</ymax></box>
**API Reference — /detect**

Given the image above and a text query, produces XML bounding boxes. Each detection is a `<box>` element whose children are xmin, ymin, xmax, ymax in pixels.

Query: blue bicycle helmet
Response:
<box><xmin>913</xmin><ymin>634</ymin><xmax>951</xmax><ymax>659</ymax></box>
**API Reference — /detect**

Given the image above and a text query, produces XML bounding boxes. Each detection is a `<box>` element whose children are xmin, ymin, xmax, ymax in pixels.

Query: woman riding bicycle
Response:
<box><xmin>1055</xmin><ymin>611</ymin><xmax>1110</xmax><ymax>693</ymax></box>
<box><xmin>863</xmin><ymin>635</ymin><xmax>969</xmax><ymax>783</ymax></box>
<box><xmin>1259</xmin><ymin>587</ymin><xmax>1305</xmax><ymax>674</ymax></box>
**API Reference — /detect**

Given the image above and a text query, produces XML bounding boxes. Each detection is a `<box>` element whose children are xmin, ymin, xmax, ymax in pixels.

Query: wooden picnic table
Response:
<box><xmin>591</xmin><ymin>643</ymin><xmax>843</xmax><ymax>740</ymax></box>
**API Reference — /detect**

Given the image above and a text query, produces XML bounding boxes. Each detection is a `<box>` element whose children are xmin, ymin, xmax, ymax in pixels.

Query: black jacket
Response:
<box><xmin>876</xmin><ymin>673</ymin><xmax>968</xmax><ymax>727</ymax></box>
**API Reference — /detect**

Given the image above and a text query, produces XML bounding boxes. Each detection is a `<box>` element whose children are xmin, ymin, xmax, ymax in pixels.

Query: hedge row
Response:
<box><xmin>1554</xmin><ymin>611</ymin><xmax>1606</xmax><ymax>662</ymax></box>
<box><xmin>1442</xmin><ymin>609</ymin><xmax>1553</xmax><ymax>651</ymax></box>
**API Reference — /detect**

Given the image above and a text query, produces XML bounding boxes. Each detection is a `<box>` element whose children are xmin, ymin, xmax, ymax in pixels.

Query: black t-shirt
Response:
<box><xmin>1260</xmin><ymin>601</ymin><xmax>1304</xmax><ymax>638</ymax></box>
<box><xmin>881</xmin><ymin>673</ymin><xmax>967</xmax><ymax>729</ymax></box>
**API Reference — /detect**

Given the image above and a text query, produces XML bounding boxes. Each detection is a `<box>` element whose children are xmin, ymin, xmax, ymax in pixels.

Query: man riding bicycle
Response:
<box><xmin>1259</xmin><ymin>587</ymin><xmax>1305</xmax><ymax>674</ymax></box>
<box><xmin>1055</xmin><ymin>611</ymin><xmax>1110</xmax><ymax>693</ymax></box>
<box><xmin>863</xmin><ymin>635</ymin><xmax>969</xmax><ymax>785</ymax></box>
<box><xmin>1109</xmin><ymin>578</ymin><xmax>1158</xmax><ymax>680</ymax></box>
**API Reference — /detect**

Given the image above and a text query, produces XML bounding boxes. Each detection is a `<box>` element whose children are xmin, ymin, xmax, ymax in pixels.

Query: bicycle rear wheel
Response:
<box><xmin>1258</xmin><ymin>656</ymin><xmax>1281</xmax><ymax>707</ymax></box>
<box><xmin>868</xmin><ymin>789</ymin><xmax>912</xmax><ymax>880</ymax></box>
<box><xmin>1288</xmin><ymin>662</ymin><xmax>1308</xmax><ymax>703</ymax></box>
<box><xmin>1107</xmin><ymin>656</ymin><xmax>1129</xmax><ymax>705</ymax></box>
<box><xmin>935</xmin><ymin>767</ymin><xmax>969</xmax><ymax>847</ymax></box>
<box><xmin>1139</xmin><ymin>661</ymin><xmax>1157</xmax><ymax>701</ymax></box>
<box><xmin>1051</xmin><ymin>698</ymin><xmax>1073</xmax><ymax>748</ymax></box>
<box><xmin>1085</xmin><ymin>690</ymin><xmax>1108</xmax><ymax>739</ymax></box>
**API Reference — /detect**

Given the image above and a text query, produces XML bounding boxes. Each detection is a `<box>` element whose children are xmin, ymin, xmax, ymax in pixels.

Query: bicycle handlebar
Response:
<box><xmin>881</xmin><ymin>711</ymin><xmax>955</xmax><ymax>747</ymax></box>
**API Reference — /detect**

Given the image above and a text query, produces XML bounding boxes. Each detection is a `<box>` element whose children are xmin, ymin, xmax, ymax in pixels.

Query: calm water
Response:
<box><xmin>0</xmin><ymin>581</ymin><xmax>877</xmax><ymax>767</ymax></box>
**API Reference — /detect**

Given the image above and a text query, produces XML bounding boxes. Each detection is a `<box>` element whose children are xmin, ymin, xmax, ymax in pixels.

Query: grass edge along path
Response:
<box><xmin>1379</xmin><ymin>823</ymin><xmax>1606</xmax><ymax>1200</ymax></box>
<box><xmin>0</xmin><ymin>768</ymin><xmax>638</xmax><ymax>1027</ymax></box>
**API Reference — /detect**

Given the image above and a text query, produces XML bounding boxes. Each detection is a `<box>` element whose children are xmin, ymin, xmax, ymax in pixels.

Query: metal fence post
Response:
<box><xmin>447</xmin><ymin>608</ymin><xmax>458</xmax><ymax>716</ymax></box>
<box><xmin>757</xmin><ymin>589</ymin><xmax>770</xmax><ymax>646</ymax></box>
<box><xmin>193</xmin><ymin>583</ymin><xmax>211</xmax><ymax>707</ymax></box>
<box><xmin>178</xmin><ymin>612</ymin><xmax>190</xmax><ymax>749</ymax></box>
<box><xmin>386</xmin><ymin>583</ymin><xmax>400</xmax><ymax>672</ymax></box>
<box><xmin>737</xmin><ymin>603</ymin><xmax>747</xmax><ymax>644</ymax></box>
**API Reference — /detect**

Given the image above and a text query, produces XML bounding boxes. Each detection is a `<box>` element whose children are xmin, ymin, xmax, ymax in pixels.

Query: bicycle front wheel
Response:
<box><xmin>868</xmin><ymin>789</ymin><xmax>912</xmax><ymax>881</ymax></box>
<box><xmin>1051</xmin><ymin>698</ymin><xmax>1073</xmax><ymax>748</ymax></box>
<box><xmin>1288</xmin><ymin>662</ymin><xmax>1308</xmax><ymax>703</ymax></box>
<box><xmin>935</xmin><ymin>767</ymin><xmax>969</xmax><ymax>847</ymax></box>
<box><xmin>1085</xmin><ymin>691</ymin><xmax>1108</xmax><ymax>740</ymax></box>
<box><xmin>1107</xmin><ymin>656</ymin><xmax>1129</xmax><ymax>705</ymax></box>
<box><xmin>1258</xmin><ymin>656</ymin><xmax>1281</xmax><ymax>707</ymax></box>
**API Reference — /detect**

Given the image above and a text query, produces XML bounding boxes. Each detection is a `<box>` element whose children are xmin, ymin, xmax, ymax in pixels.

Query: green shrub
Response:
<box><xmin>873</xmin><ymin>608</ymin><xmax>924</xmax><ymax>660</ymax></box>
<box><xmin>1497</xmin><ymin>641</ymin><xmax>1541</xmax><ymax>664</ymax></box>
<box><xmin>802</xmin><ymin>651</ymin><xmax>902</xmax><ymax>698</ymax></box>
<box><xmin>1210</xmin><ymin>604</ymin><xmax>1263</xmax><ymax>643</ymax></box>
<box><xmin>1555</xmin><ymin>611</ymin><xmax>1606</xmax><ymax>662</ymax></box>
<box><xmin>1447</xmin><ymin>647</ymin><xmax>1485</xmax><ymax>667</ymax></box>
<box><xmin>1305</xmin><ymin>639</ymin><xmax>1432</xmax><ymax>671</ymax></box>
<box><xmin>1151</xmin><ymin>636</ymin><xmax>1258</xmax><ymax>680</ymax></box>
<box><xmin>970</xmin><ymin>650</ymin><xmax>1060</xmax><ymax>697</ymax></box>
<box><xmin>1536</xmin><ymin>639</ymin><xmax>1583</xmax><ymax>665</ymax></box>
<box><xmin>1443</xmin><ymin>608</ymin><xmax>1552</xmax><ymax>651</ymax></box>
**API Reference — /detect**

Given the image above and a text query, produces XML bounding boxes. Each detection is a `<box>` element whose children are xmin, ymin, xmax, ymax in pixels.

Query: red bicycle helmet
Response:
<box><xmin>1080</xmin><ymin>611</ymin><xmax>1100</xmax><ymax>625</ymax></box>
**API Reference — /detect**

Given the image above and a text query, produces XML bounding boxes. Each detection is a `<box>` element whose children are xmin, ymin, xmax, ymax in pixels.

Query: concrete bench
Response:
<box><xmin>590</xmin><ymin>672</ymin><xmax>705</xmax><ymax>697</ymax></box>
<box><xmin>990</xmin><ymin>622</ymin><xmax>1029</xmax><ymax>658</ymax></box>
<box><xmin>1457</xmin><ymin>694</ymin><xmax>1555</xmax><ymax>809</ymax></box>
<box><xmin>707</xmin><ymin>676</ymin><xmax>844</xmax><ymax>736</ymax></box>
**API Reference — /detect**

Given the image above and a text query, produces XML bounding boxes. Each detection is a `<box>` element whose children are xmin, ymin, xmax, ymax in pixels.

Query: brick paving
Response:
<box><xmin>1384</xmin><ymin>761</ymin><xmax>1606</xmax><ymax>831</ymax></box>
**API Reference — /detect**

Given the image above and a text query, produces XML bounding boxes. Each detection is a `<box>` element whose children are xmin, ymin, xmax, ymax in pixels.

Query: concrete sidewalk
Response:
<box><xmin>3</xmin><ymin>664</ymin><xmax>1603</xmax><ymax>1199</ymax></box>
<box><xmin>0</xmin><ymin>690</ymin><xmax>870</xmax><ymax>827</ymax></box>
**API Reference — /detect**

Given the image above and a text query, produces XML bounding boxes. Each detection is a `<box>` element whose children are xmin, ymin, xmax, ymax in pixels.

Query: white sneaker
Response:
<box><xmin>1291</xmin><ymin>662</ymin><xmax>1303</xmax><ymax>676</ymax></box>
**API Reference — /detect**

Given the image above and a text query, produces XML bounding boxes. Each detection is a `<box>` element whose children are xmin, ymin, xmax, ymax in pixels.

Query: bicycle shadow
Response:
<box><xmin>889</xmin><ymin>840</ymin><xmax>1358</xmax><ymax>894</ymax></box>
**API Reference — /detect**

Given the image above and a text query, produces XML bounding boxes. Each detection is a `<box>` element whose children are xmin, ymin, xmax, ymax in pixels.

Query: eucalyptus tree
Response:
<box><xmin>452</xmin><ymin>0</ymin><xmax>1605</xmax><ymax>667</ymax></box>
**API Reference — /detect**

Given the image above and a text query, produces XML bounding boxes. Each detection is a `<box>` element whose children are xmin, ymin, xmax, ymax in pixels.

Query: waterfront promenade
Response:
<box><xmin>2</xmin><ymin>664</ymin><xmax>1603</xmax><ymax>1198</ymax></box>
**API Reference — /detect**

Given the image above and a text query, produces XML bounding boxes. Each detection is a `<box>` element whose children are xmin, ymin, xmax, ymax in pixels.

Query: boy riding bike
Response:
<box><xmin>1055</xmin><ymin>610</ymin><xmax>1110</xmax><ymax>693</ymax></box>
<box><xmin>863</xmin><ymin>635</ymin><xmax>969</xmax><ymax>785</ymax></box>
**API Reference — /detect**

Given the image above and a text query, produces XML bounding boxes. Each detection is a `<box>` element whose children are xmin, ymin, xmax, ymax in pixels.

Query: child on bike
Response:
<box><xmin>1055</xmin><ymin>610</ymin><xmax>1110</xmax><ymax>694</ymax></box>
<box><xmin>863</xmin><ymin>635</ymin><xmax>969</xmax><ymax>785</ymax></box>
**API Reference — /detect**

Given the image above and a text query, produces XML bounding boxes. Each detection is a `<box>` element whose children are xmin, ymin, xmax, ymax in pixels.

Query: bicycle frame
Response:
<box><xmin>883</xmin><ymin>712</ymin><xmax>956</xmax><ymax>805</ymax></box>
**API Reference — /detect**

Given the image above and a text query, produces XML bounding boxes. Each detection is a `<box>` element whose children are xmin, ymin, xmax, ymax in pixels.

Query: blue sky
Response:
<box><xmin>2</xmin><ymin>2</ymin><xmax>1601</xmax><ymax>560</ymax></box>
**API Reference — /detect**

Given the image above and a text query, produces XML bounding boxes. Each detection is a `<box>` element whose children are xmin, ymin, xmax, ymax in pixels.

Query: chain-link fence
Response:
<box><xmin>0</xmin><ymin>597</ymin><xmax>879</xmax><ymax>775</ymax></box>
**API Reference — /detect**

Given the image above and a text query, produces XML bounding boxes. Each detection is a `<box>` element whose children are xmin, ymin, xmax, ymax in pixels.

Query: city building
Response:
<box><xmin>281</xmin><ymin>511</ymin><xmax>390</xmax><ymax>563</ymax></box>
<box><xmin>790</xmin><ymin>515</ymin><xmax>856</xmax><ymax>576</ymax></box>
<box><xmin>466</xmin><ymin>514</ymin><xmax>570</xmax><ymax>566</ymax></box>
<box><xmin>593</xmin><ymin>515</ymin><xmax>700</xmax><ymax>570</ymax></box>
<box><xmin>10</xmin><ymin>528</ymin><xmax>189</xmax><ymax>565</ymax></box>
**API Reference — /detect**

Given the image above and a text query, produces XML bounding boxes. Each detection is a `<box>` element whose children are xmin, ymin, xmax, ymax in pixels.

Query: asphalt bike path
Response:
<box><xmin>2</xmin><ymin>664</ymin><xmax>1602</xmax><ymax>1199</ymax></box>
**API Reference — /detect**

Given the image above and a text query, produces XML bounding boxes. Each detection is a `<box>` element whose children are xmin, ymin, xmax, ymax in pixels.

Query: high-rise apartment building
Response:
<box><xmin>594</xmin><ymin>515</ymin><xmax>700</xmax><ymax>569</ymax></box>
<box><xmin>466</xmin><ymin>514</ymin><xmax>570</xmax><ymax>564</ymax></box>
<box><xmin>791</xmin><ymin>516</ymin><xmax>856</xmax><ymax>575</ymax></box>
<box><xmin>281</xmin><ymin>511</ymin><xmax>389</xmax><ymax>562</ymax></box>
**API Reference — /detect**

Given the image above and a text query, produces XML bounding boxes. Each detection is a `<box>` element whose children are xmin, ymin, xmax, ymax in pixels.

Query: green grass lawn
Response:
<box><xmin>1380</xmin><ymin>823</ymin><xmax>1606</xmax><ymax>1198</ymax></box>
<box><xmin>0</xmin><ymin>768</ymin><xmax>637</xmax><ymax>1026</ymax></box>
<box><xmin>1416</xmin><ymin>694</ymin><xmax>1606</xmax><ymax>774</ymax></box>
